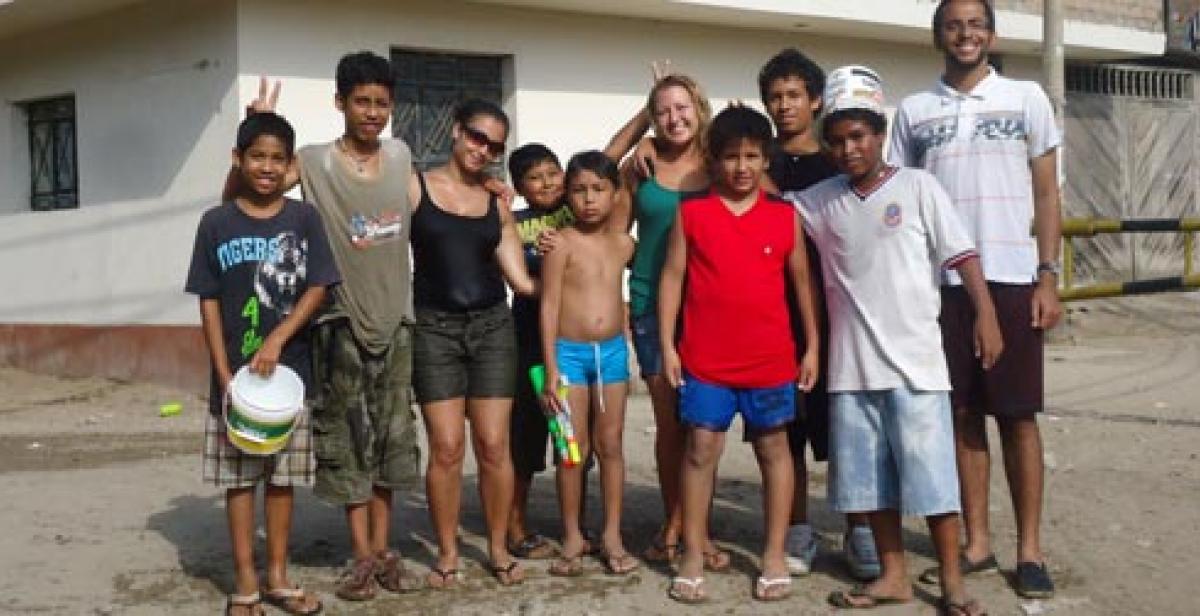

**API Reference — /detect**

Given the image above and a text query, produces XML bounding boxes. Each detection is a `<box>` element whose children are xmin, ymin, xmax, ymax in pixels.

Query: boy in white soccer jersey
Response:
<box><xmin>798</xmin><ymin>66</ymin><xmax>1000</xmax><ymax>616</ymax></box>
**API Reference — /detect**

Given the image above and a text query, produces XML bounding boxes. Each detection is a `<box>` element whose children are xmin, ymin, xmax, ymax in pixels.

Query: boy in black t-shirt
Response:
<box><xmin>506</xmin><ymin>143</ymin><xmax>576</xmax><ymax>559</ymax></box>
<box><xmin>759</xmin><ymin>48</ymin><xmax>880</xmax><ymax>581</ymax></box>
<box><xmin>186</xmin><ymin>113</ymin><xmax>339</xmax><ymax>616</ymax></box>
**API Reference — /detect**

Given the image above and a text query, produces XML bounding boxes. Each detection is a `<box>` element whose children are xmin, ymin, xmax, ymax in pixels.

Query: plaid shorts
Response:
<box><xmin>202</xmin><ymin>408</ymin><xmax>314</xmax><ymax>488</ymax></box>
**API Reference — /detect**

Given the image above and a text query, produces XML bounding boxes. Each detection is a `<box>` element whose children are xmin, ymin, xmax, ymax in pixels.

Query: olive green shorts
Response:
<box><xmin>412</xmin><ymin>303</ymin><xmax>517</xmax><ymax>404</ymax></box>
<box><xmin>310</xmin><ymin>318</ymin><xmax>421</xmax><ymax>505</ymax></box>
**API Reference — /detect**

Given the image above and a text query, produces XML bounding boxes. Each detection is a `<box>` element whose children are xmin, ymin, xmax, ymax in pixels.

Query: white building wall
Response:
<box><xmin>237</xmin><ymin>0</ymin><xmax>1043</xmax><ymax>174</ymax></box>
<box><xmin>0</xmin><ymin>0</ymin><xmax>240</xmax><ymax>325</ymax></box>
<box><xmin>0</xmin><ymin>0</ymin><xmax>1056</xmax><ymax>328</ymax></box>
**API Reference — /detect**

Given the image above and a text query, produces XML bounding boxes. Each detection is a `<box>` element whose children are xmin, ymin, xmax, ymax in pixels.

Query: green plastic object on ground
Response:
<box><xmin>528</xmin><ymin>364</ymin><xmax>579</xmax><ymax>467</ymax></box>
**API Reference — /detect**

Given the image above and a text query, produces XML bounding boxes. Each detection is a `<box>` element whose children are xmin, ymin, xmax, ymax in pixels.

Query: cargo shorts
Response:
<box><xmin>311</xmin><ymin>318</ymin><xmax>421</xmax><ymax>505</ymax></box>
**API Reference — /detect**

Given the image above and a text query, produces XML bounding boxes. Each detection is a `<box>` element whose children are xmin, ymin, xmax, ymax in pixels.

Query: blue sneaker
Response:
<box><xmin>785</xmin><ymin>524</ymin><xmax>817</xmax><ymax>576</ymax></box>
<box><xmin>844</xmin><ymin>525</ymin><xmax>881</xmax><ymax>580</ymax></box>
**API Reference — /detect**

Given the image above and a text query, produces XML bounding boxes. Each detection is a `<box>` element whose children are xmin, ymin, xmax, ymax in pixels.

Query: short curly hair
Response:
<box><xmin>758</xmin><ymin>48</ymin><xmax>826</xmax><ymax>107</ymax></box>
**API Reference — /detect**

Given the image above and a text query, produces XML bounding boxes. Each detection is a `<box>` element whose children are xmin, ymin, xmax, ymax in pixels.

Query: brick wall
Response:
<box><xmin>958</xmin><ymin>0</ymin><xmax>1165</xmax><ymax>33</ymax></box>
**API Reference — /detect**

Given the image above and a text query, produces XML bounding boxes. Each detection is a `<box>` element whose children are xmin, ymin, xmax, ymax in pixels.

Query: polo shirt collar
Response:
<box><xmin>936</xmin><ymin>66</ymin><xmax>999</xmax><ymax>101</ymax></box>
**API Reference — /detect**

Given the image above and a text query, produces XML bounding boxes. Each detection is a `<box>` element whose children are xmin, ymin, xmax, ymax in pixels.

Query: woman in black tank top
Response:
<box><xmin>407</xmin><ymin>99</ymin><xmax>537</xmax><ymax>587</ymax></box>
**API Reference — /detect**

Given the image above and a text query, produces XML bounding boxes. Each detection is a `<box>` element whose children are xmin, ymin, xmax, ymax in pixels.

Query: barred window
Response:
<box><xmin>392</xmin><ymin>50</ymin><xmax>506</xmax><ymax>171</ymax></box>
<box><xmin>1066</xmin><ymin>64</ymin><xmax>1194</xmax><ymax>100</ymax></box>
<box><xmin>23</xmin><ymin>95</ymin><xmax>78</xmax><ymax>211</ymax></box>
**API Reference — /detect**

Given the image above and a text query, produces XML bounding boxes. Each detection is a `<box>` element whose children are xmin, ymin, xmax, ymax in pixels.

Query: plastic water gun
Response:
<box><xmin>528</xmin><ymin>365</ymin><xmax>582</xmax><ymax>468</ymax></box>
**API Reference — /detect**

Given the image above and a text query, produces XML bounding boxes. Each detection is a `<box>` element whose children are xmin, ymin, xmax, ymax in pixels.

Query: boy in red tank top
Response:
<box><xmin>658</xmin><ymin>106</ymin><xmax>820</xmax><ymax>603</ymax></box>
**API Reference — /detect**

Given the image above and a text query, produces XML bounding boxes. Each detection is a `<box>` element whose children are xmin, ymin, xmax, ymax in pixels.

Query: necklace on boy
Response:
<box><xmin>337</xmin><ymin>137</ymin><xmax>378</xmax><ymax>173</ymax></box>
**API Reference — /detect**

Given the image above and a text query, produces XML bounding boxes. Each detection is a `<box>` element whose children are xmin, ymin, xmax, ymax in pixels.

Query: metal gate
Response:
<box><xmin>392</xmin><ymin>50</ymin><xmax>505</xmax><ymax>171</ymax></box>
<box><xmin>1063</xmin><ymin>64</ymin><xmax>1199</xmax><ymax>282</ymax></box>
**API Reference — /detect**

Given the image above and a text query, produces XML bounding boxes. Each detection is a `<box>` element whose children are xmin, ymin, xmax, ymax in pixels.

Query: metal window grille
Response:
<box><xmin>392</xmin><ymin>50</ymin><xmax>505</xmax><ymax>171</ymax></box>
<box><xmin>24</xmin><ymin>95</ymin><xmax>78</xmax><ymax>211</ymax></box>
<box><xmin>1066</xmin><ymin>64</ymin><xmax>1195</xmax><ymax>101</ymax></box>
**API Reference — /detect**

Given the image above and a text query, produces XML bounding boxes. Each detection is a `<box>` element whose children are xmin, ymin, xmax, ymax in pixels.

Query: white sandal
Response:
<box><xmin>225</xmin><ymin>591</ymin><xmax>263</xmax><ymax>616</ymax></box>
<box><xmin>668</xmin><ymin>576</ymin><xmax>707</xmax><ymax>604</ymax></box>
<box><xmin>754</xmin><ymin>575</ymin><xmax>793</xmax><ymax>602</ymax></box>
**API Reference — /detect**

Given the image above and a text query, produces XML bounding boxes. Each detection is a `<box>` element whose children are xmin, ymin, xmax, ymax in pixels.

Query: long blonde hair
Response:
<box><xmin>645</xmin><ymin>74</ymin><xmax>712</xmax><ymax>154</ymax></box>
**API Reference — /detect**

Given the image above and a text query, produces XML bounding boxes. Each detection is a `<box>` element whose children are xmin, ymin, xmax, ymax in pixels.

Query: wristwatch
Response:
<box><xmin>1036</xmin><ymin>261</ymin><xmax>1061</xmax><ymax>277</ymax></box>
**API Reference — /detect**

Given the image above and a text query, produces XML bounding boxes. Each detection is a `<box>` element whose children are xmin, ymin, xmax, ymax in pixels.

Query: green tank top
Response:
<box><xmin>629</xmin><ymin>177</ymin><xmax>695</xmax><ymax>317</ymax></box>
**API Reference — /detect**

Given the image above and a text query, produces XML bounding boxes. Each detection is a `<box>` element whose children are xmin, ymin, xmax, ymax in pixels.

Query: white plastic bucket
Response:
<box><xmin>225</xmin><ymin>364</ymin><xmax>304</xmax><ymax>456</ymax></box>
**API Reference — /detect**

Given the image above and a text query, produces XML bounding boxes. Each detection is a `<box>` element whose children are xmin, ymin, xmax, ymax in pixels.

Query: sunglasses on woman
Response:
<box><xmin>462</xmin><ymin>125</ymin><xmax>506</xmax><ymax>158</ymax></box>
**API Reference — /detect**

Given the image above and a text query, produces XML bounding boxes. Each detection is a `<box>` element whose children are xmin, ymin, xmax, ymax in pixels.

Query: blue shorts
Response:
<box><xmin>828</xmin><ymin>389</ymin><xmax>961</xmax><ymax>517</ymax></box>
<box><xmin>555</xmin><ymin>334</ymin><xmax>630</xmax><ymax>387</ymax></box>
<box><xmin>630</xmin><ymin>312</ymin><xmax>662</xmax><ymax>378</ymax></box>
<box><xmin>678</xmin><ymin>373</ymin><xmax>795</xmax><ymax>433</ymax></box>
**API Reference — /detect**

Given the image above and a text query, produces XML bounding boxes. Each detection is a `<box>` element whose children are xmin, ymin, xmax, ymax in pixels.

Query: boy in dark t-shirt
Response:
<box><xmin>506</xmin><ymin>143</ymin><xmax>574</xmax><ymax>559</ymax></box>
<box><xmin>186</xmin><ymin>112</ymin><xmax>339</xmax><ymax>616</ymax></box>
<box><xmin>759</xmin><ymin>47</ymin><xmax>880</xmax><ymax>581</ymax></box>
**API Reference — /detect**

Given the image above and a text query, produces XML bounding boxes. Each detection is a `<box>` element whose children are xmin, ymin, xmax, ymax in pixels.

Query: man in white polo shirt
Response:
<box><xmin>888</xmin><ymin>0</ymin><xmax>1063</xmax><ymax>599</ymax></box>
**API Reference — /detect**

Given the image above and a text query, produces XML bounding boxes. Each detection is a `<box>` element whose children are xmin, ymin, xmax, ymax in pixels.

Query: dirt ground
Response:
<box><xmin>1</xmin><ymin>294</ymin><xmax>1198</xmax><ymax>615</ymax></box>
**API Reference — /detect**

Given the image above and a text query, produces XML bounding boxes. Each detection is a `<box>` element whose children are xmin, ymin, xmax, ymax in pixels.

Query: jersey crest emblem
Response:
<box><xmin>883</xmin><ymin>203</ymin><xmax>902</xmax><ymax>228</ymax></box>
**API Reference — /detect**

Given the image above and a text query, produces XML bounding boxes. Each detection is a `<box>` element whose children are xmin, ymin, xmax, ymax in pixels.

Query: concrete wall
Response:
<box><xmin>0</xmin><ymin>0</ymin><xmax>1054</xmax><ymax>331</ymax></box>
<box><xmin>993</xmin><ymin>0</ymin><xmax>1163</xmax><ymax>33</ymax></box>
<box><xmin>0</xmin><ymin>0</ymin><xmax>239</xmax><ymax>326</ymax></box>
<box><xmin>236</xmin><ymin>0</ymin><xmax>1043</xmax><ymax>185</ymax></box>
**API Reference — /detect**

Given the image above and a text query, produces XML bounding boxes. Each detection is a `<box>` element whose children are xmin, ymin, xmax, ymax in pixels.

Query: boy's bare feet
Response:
<box><xmin>599</xmin><ymin>548</ymin><xmax>639</xmax><ymax>575</ymax></box>
<box><xmin>262</xmin><ymin>586</ymin><xmax>322</xmax><ymax>615</ymax></box>
<box><xmin>489</xmin><ymin>559</ymin><xmax>526</xmax><ymax>586</ymax></box>
<box><xmin>550</xmin><ymin>533</ymin><xmax>590</xmax><ymax>576</ymax></box>
<box><xmin>549</xmin><ymin>552</ymin><xmax>585</xmax><ymax>577</ymax></box>
<box><xmin>226</xmin><ymin>591</ymin><xmax>264</xmax><ymax>616</ymax></box>
<box><xmin>426</xmin><ymin>566</ymin><xmax>461</xmax><ymax>589</ymax></box>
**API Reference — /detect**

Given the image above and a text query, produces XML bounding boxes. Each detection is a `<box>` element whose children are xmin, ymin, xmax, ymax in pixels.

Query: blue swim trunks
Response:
<box><xmin>555</xmin><ymin>334</ymin><xmax>630</xmax><ymax>387</ymax></box>
<box><xmin>679</xmin><ymin>372</ymin><xmax>796</xmax><ymax>433</ymax></box>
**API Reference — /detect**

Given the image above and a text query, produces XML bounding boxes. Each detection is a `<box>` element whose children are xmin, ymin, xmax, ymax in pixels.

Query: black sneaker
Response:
<box><xmin>1015</xmin><ymin>561</ymin><xmax>1055</xmax><ymax>599</ymax></box>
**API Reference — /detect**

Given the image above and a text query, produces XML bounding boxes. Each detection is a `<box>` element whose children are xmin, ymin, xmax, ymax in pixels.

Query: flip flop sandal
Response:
<box><xmin>754</xmin><ymin>575</ymin><xmax>793</xmax><ymax>602</ymax></box>
<box><xmin>508</xmin><ymin>533</ymin><xmax>556</xmax><ymax>559</ymax></box>
<box><xmin>490</xmin><ymin>560</ymin><xmax>525</xmax><ymax>586</ymax></box>
<box><xmin>668</xmin><ymin>576</ymin><xmax>708</xmax><ymax>604</ymax></box>
<box><xmin>940</xmin><ymin>597</ymin><xmax>988</xmax><ymax>616</ymax></box>
<box><xmin>599</xmin><ymin>549</ymin><xmax>640</xmax><ymax>575</ymax></box>
<box><xmin>426</xmin><ymin>567</ymin><xmax>462</xmax><ymax>590</ymax></box>
<box><xmin>263</xmin><ymin>586</ymin><xmax>322</xmax><ymax>616</ymax></box>
<box><xmin>549</xmin><ymin>554</ymin><xmax>585</xmax><ymax>577</ymax></box>
<box><xmin>827</xmin><ymin>584</ymin><xmax>911</xmax><ymax>609</ymax></box>
<box><xmin>642</xmin><ymin>536</ymin><xmax>680</xmax><ymax>563</ymax></box>
<box><xmin>581</xmin><ymin>530</ymin><xmax>601</xmax><ymax>555</ymax></box>
<box><xmin>226</xmin><ymin>591</ymin><xmax>263</xmax><ymax>616</ymax></box>
<box><xmin>374</xmin><ymin>550</ymin><xmax>424</xmax><ymax>593</ymax></box>
<box><xmin>919</xmin><ymin>553</ymin><xmax>999</xmax><ymax>584</ymax></box>
<box><xmin>702</xmin><ymin>548</ymin><xmax>731</xmax><ymax>573</ymax></box>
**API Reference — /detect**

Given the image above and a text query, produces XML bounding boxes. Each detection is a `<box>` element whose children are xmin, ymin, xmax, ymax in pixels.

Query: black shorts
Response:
<box><xmin>412</xmin><ymin>303</ymin><xmax>517</xmax><ymax>404</ymax></box>
<box><xmin>789</xmin><ymin>386</ymin><xmax>829</xmax><ymax>462</ymax></box>
<box><xmin>940</xmin><ymin>283</ymin><xmax>1044</xmax><ymax>417</ymax></box>
<box><xmin>511</xmin><ymin>337</ymin><xmax>550</xmax><ymax>478</ymax></box>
